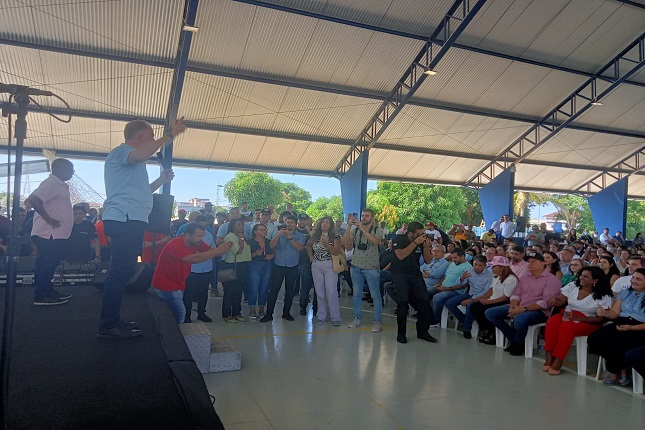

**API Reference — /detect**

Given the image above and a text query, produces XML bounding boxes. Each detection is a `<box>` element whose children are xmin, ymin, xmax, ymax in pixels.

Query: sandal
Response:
<box><xmin>618</xmin><ymin>374</ymin><xmax>632</xmax><ymax>387</ymax></box>
<box><xmin>602</xmin><ymin>372</ymin><xmax>617</xmax><ymax>386</ymax></box>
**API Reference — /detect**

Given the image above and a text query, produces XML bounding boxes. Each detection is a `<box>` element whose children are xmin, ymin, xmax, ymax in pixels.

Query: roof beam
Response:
<box><xmin>2</xmin><ymin>38</ymin><xmax>644</xmax><ymax>140</ymax></box>
<box><xmin>465</xmin><ymin>33</ymin><xmax>645</xmax><ymax>187</ymax></box>
<box><xmin>233</xmin><ymin>0</ymin><xmax>645</xmax><ymax>89</ymax></box>
<box><xmin>614</xmin><ymin>1</ymin><xmax>645</xmax><ymax>10</ymax></box>
<box><xmin>161</xmin><ymin>0</ymin><xmax>199</xmax><ymax>194</ymax></box>
<box><xmin>576</xmin><ymin>147</ymin><xmax>645</xmax><ymax>193</ymax></box>
<box><xmin>334</xmin><ymin>0</ymin><xmax>488</xmax><ymax>175</ymax></box>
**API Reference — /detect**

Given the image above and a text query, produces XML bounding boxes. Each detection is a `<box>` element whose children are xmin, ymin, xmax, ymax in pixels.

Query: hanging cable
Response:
<box><xmin>28</xmin><ymin>93</ymin><xmax>72</xmax><ymax>123</ymax></box>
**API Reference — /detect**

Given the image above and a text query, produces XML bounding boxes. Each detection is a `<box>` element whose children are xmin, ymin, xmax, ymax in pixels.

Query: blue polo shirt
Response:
<box><xmin>619</xmin><ymin>289</ymin><xmax>645</xmax><ymax>322</ymax></box>
<box><xmin>102</xmin><ymin>144</ymin><xmax>152</xmax><ymax>222</ymax></box>
<box><xmin>273</xmin><ymin>231</ymin><xmax>306</xmax><ymax>268</ymax></box>
<box><xmin>464</xmin><ymin>266</ymin><xmax>493</xmax><ymax>298</ymax></box>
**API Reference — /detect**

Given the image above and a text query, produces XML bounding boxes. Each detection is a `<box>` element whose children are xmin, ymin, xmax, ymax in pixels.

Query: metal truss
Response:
<box><xmin>334</xmin><ymin>0</ymin><xmax>487</xmax><ymax>175</ymax></box>
<box><xmin>465</xmin><ymin>33</ymin><xmax>645</xmax><ymax>187</ymax></box>
<box><xmin>576</xmin><ymin>147</ymin><xmax>645</xmax><ymax>194</ymax></box>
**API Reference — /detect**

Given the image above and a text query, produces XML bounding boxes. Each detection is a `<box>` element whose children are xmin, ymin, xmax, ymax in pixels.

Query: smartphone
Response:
<box><xmin>352</xmin><ymin>213</ymin><xmax>358</xmax><ymax>218</ymax></box>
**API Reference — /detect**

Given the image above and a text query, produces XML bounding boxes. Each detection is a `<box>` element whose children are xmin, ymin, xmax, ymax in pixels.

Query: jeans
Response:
<box><xmin>247</xmin><ymin>260</ymin><xmax>272</xmax><ymax>306</ymax></box>
<box><xmin>389</xmin><ymin>273</ymin><xmax>431</xmax><ymax>336</ymax></box>
<box><xmin>485</xmin><ymin>305</ymin><xmax>547</xmax><ymax>345</ymax></box>
<box><xmin>470</xmin><ymin>301</ymin><xmax>508</xmax><ymax>332</ymax></box>
<box><xmin>266</xmin><ymin>264</ymin><xmax>299</xmax><ymax>316</ymax></box>
<box><xmin>444</xmin><ymin>293</ymin><xmax>476</xmax><ymax>333</ymax></box>
<box><xmin>298</xmin><ymin>262</ymin><xmax>317</xmax><ymax>313</ymax></box>
<box><xmin>221</xmin><ymin>261</ymin><xmax>248</xmax><ymax>318</ymax></box>
<box><xmin>183</xmin><ymin>271</ymin><xmax>211</xmax><ymax>318</ymax></box>
<box><xmin>431</xmin><ymin>290</ymin><xmax>460</xmax><ymax>320</ymax></box>
<box><xmin>351</xmin><ymin>267</ymin><xmax>382</xmax><ymax>322</ymax></box>
<box><xmin>31</xmin><ymin>236</ymin><xmax>65</xmax><ymax>300</ymax></box>
<box><xmin>153</xmin><ymin>288</ymin><xmax>185</xmax><ymax>324</ymax></box>
<box><xmin>312</xmin><ymin>259</ymin><xmax>340</xmax><ymax>322</ymax></box>
<box><xmin>99</xmin><ymin>220</ymin><xmax>147</xmax><ymax>330</ymax></box>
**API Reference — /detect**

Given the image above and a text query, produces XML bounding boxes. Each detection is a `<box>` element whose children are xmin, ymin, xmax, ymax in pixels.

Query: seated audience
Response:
<box><xmin>599</xmin><ymin>255</ymin><xmax>621</xmax><ymax>287</ymax></box>
<box><xmin>560</xmin><ymin>256</ymin><xmax>584</xmax><ymax>286</ymax></box>
<box><xmin>612</xmin><ymin>255</ymin><xmax>645</xmax><ymax>296</ymax></box>
<box><xmin>420</xmin><ymin>245</ymin><xmax>449</xmax><ymax>292</ymax></box>
<box><xmin>543</xmin><ymin>267</ymin><xmax>613</xmax><ymax>375</ymax></box>
<box><xmin>429</xmin><ymin>248</ymin><xmax>472</xmax><ymax>326</ymax></box>
<box><xmin>62</xmin><ymin>204</ymin><xmax>100</xmax><ymax>263</ymax></box>
<box><xmin>543</xmin><ymin>251</ymin><xmax>563</xmax><ymax>280</ymax></box>
<box><xmin>509</xmin><ymin>246</ymin><xmax>529</xmax><ymax>279</ymax></box>
<box><xmin>588</xmin><ymin>268</ymin><xmax>645</xmax><ymax>386</ymax></box>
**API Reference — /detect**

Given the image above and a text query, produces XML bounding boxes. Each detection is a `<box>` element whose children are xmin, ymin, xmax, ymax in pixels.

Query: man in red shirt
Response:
<box><xmin>152</xmin><ymin>223</ymin><xmax>233</xmax><ymax>323</ymax></box>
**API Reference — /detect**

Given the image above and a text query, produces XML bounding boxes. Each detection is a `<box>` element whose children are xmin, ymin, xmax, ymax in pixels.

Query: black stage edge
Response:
<box><xmin>0</xmin><ymin>285</ymin><xmax>225</xmax><ymax>430</ymax></box>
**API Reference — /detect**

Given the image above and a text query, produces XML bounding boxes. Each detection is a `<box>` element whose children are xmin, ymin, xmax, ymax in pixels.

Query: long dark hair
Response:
<box><xmin>311</xmin><ymin>216</ymin><xmax>336</xmax><ymax>242</ymax></box>
<box><xmin>575</xmin><ymin>266</ymin><xmax>612</xmax><ymax>300</ymax></box>
<box><xmin>226</xmin><ymin>218</ymin><xmax>244</xmax><ymax>235</ymax></box>
<box><xmin>544</xmin><ymin>251</ymin><xmax>561</xmax><ymax>276</ymax></box>
<box><xmin>495</xmin><ymin>265</ymin><xmax>517</xmax><ymax>283</ymax></box>
<box><xmin>252</xmin><ymin>223</ymin><xmax>266</xmax><ymax>240</ymax></box>
<box><xmin>599</xmin><ymin>256</ymin><xmax>621</xmax><ymax>278</ymax></box>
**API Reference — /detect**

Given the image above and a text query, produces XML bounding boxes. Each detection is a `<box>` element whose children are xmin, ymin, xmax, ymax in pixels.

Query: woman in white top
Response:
<box><xmin>471</xmin><ymin>256</ymin><xmax>518</xmax><ymax>344</ymax></box>
<box><xmin>543</xmin><ymin>266</ymin><xmax>613</xmax><ymax>375</ymax></box>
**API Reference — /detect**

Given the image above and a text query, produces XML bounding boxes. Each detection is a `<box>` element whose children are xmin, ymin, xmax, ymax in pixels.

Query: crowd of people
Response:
<box><xmin>5</xmin><ymin>118</ymin><xmax>643</xmax><ymax>388</ymax></box>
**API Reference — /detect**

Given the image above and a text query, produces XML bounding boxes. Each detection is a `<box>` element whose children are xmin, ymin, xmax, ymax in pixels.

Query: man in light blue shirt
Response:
<box><xmin>260</xmin><ymin>215</ymin><xmax>306</xmax><ymax>322</ymax></box>
<box><xmin>429</xmin><ymin>248</ymin><xmax>472</xmax><ymax>325</ymax></box>
<box><xmin>421</xmin><ymin>245</ymin><xmax>450</xmax><ymax>292</ymax></box>
<box><xmin>98</xmin><ymin>118</ymin><xmax>185</xmax><ymax>339</ymax></box>
<box><xmin>445</xmin><ymin>255</ymin><xmax>493</xmax><ymax>338</ymax></box>
<box><xmin>216</xmin><ymin>207</ymin><xmax>241</xmax><ymax>245</ymax></box>
<box><xmin>182</xmin><ymin>216</ymin><xmax>216</xmax><ymax>323</ymax></box>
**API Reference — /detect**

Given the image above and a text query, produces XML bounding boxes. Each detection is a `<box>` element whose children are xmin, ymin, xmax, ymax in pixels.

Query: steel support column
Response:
<box><xmin>334</xmin><ymin>0</ymin><xmax>487</xmax><ymax>175</ymax></box>
<box><xmin>161</xmin><ymin>0</ymin><xmax>199</xmax><ymax>195</ymax></box>
<box><xmin>465</xmin><ymin>33</ymin><xmax>645</xmax><ymax>187</ymax></box>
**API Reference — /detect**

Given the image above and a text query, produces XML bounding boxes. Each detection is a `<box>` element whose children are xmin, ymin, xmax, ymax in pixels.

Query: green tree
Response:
<box><xmin>626</xmin><ymin>200</ymin><xmax>645</xmax><ymax>239</ymax></box>
<box><xmin>223</xmin><ymin>172</ymin><xmax>283</xmax><ymax>209</ymax></box>
<box><xmin>529</xmin><ymin>193</ymin><xmax>594</xmax><ymax>232</ymax></box>
<box><xmin>366</xmin><ymin>189</ymin><xmax>400</xmax><ymax>231</ymax></box>
<box><xmin>460</xmin><ymin>187</ymin><xmax>483</xmax><ymax>227</ymax></box>
<box><xmin>306</xmin><ymin>195</ymin><xmax>343</xmax><ymax>222</ymax></box>
<box><xmin>279</xmin><ymin>182</ymin><xmax>312</xmax><ymax>214</ymax></box>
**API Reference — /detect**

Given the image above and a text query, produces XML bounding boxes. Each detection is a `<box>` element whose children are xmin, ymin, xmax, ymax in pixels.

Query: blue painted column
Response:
<box><xmin>587</xmin><ymin>177</ymin><xmax>628</xmax><ymax>236</ymax></box>
<box><xmin>340</xmin><ymin>151</ymin><xmax>368</xmax><ymax>216</ymax></box>
<box><xmin>477</xmin><ymin>167</ymin><xmax>515</xmax><ymax>229</ymax></box>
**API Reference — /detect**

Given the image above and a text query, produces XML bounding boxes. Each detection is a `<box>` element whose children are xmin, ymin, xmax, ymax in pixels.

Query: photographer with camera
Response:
<box><xmin>342</xmin><ymin>209</ymin><xmax>384</xmax><ymax>333</ymax></box>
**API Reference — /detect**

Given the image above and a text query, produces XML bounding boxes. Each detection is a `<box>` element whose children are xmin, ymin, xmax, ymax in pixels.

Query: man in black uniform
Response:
<box><xmin>63</xmin><ymin>204</ymin><xmax>101</xmax><ymax>263</ymax></box>
<box><xmin>386</xmin><ymin>221</ymin><xmax>437</xmax><ymax>344</ymax></box>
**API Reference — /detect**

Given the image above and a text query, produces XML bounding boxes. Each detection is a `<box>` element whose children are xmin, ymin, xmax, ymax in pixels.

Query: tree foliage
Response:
<box><xmin>528</xmin><ymin>193</ymin><xmax>594</xmax><ymax>232</ymax></box>
<box><xmin>626</xmin><ymin>200</ymin><xmax>645</xmax><ymax>239</ymax></box>
<box><xmin>223</xmin><ymin>172</ymin><xmax>283</xmax><ymax>209</ymax></box>
<box><xmin>306</xmin><ymin>195</ymin><xmax>343</xmax><ymax>221</ymax></box>
<box><xmin>278</xmin><ymin>182</ymin><xmax>312</xmax><ymax>214</ymax></box>
<box><xmin>461</xmin><ymin>187</ymin><xmax>484</xmax><ymax>227</ymax></box>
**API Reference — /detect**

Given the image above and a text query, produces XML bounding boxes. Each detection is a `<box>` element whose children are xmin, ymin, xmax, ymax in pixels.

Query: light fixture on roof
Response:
<box><xmin>182</xmin><ymin>24</ymin><xmax>199</xmax><ymax>32</ymax></box>
<box><xmin>590</xmin><ymin>100</ymin><xmax>603</xmax><ymax>106</ymax></box>
<box><xmin>423</xmin><ymin>68</ymin><xmax>438</xmax><ymax>76</ymax></box>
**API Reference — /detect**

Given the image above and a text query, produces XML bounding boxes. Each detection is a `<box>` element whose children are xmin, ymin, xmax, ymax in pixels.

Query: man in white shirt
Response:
<box><xmin>379</xmin><ymin>221</ymin><xmax>389</xmax><ymax>242</ymax></box>
<box><xmin>612</xmin><ymin>255</ymin><xmax>644</xmax><ymax>295</ymax></box>
<box><xmin>599</xmin><ymin>227</ymin><xmax>611</xmax><ymax>245</ymax></box>
<box><xmin>500</xmin><ymin>214</ymin><xmax>516</xmax><ymax>240</ymax></box>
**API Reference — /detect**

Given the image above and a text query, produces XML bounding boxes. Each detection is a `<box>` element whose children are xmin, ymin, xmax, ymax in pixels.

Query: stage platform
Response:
<box><xmin>0</xmin><ymin>284</ymin><xmax>225</xmax><ymax>430</ymax></box>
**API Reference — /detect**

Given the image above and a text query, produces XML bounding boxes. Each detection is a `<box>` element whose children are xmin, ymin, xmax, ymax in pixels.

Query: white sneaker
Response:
<box><xmin>348</xmin><ymin>318</ymin><xmax>361</xmax><ymax>328</ymax></box>
<box><xmin>429</xmin><ymin>322</ymin><xmax>441</xmax><ymax>328</ymax></box>
<box><xmin>371</xmin><ymin>321</ymin><xmax>382</xmax><ymax>333</ymax></box>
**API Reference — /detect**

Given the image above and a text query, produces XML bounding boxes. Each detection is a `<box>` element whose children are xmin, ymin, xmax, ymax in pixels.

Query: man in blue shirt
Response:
<box><xmin>98</xmin><ymin>118</ymin><xmax>186</xmax><ymax>339</ymax></box>
<box><xmin>444</xmin><ymin>255</ymin><xmax>493</xmax><ymax>338</ymax></box>
<box><xmin>260</xmin><ymin>215</ymin><xmax>306</xmax><ymax>322</ymax></box>
<box><xmin>421</xmin><ymin>245</ymin><xmax>450</xmax><ymax>292</ymax></box>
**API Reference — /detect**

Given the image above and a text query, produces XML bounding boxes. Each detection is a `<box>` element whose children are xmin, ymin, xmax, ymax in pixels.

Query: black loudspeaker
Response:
<box><xmin>148</xmin><ymin>194</ymin><xmax>175</xmax><ymax>234</ymax></box>
<box><xmin>516</xmin><ymin>216</ymin><xmax>527</xmax><ymax>232</ymax></box>
<box><xmin>93</xmin><ymin>262</ymin><xmax>154</xmax><ymax>294</ymax></box>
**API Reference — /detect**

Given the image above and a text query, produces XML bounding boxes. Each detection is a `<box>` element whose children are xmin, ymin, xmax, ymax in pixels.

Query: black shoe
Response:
<box><xmin>299</xmin><ymin>308</ymin><xmax>306</xmax><ymax>316</ymax></box>
<box><xmin>184</xmin><ymin>317</ymin><xmax>192</xmax><ymax>323</ymax></box>
<box><xmin>504</xmin><ymin>344</ymin><xmax>513</xmax><ymax>352</ymax></box>
<box><xmin>508</xmin><ymin>343</ymin><xmax>524</xmax><ymax>356</ymax></box>
<box><xmin>260</xmin><ymin>313</ymin><xmax>273</xmax><ymax>323</ymax></box>
<box><xmin>97</xmin><ymin>325</ymin><xmax>142</xmax><ymax>339</ymax></box>
<box><xmin>282</xmin><ymin>313</ymin><xmax>294</xmax><ymax>321</ymax></box>
<box><xmin>197</xmin><ymin>314</ymin><xmax>213</xmax><ymax>323</ymax></box>
<box><xmin>367</xmin><ymin>298</ymin><xmax>373</xmax><ymax>304</ymax></box>
<box><xmin>417</xmin><ymin>333</ymin><xmax>438</xmax><ymax>343</ymax></box>
<box><xmin>463</xmin><ymin>332</ymin><xmax>472</xmax><ymax>340</ymax></box>
<box><xmin>50</xmin><ymin>290</ymin><xmax>72</xmax><ymax>300</ymax></box>
<box><xmin>119</xmin><ymin>320</ymin><xmax>140</xmax><ymax>330</ymax></box>
<box><xmin>34</xmin><ymin>296</ymin><xmax>68</xmax><ymax>306</ymax></box>
<box><xmin>397</xmin><ymin>334</ymin><xmax>408</xmax><ymax>344</ymax></box>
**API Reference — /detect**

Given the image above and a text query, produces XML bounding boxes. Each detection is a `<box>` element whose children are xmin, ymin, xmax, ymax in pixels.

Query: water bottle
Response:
<box><xmin>562</xmin><ymin>305</ymin><xmax>572</xmax><ymax>322</ymax></box>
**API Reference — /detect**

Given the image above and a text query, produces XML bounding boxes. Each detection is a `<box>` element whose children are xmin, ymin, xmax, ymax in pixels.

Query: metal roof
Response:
<box><xmin>0</xmin><ymin>0</ymin><xmax>644</xmax><ymax>197</ymax></box>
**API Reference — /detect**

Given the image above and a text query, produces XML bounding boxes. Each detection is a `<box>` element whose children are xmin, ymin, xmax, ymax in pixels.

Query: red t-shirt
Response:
<box><xmin>141</xmin><ymin>230</ymin><xmax>167</xmax><ymax>264</ymax></box>
<box><xmin>94</xmin><ymin>220</ymin><xmax>109</xmax><ymax>246</ymax></box>
<box><xmin>152</xmin><ymin>237</ymin><xmax>210</xmax><ymax>292</ymax></box>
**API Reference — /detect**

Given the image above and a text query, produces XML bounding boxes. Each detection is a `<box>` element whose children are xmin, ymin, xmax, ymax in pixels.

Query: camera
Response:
<box><xmin>357</xmin><ymin>243</ymin><xmax>368</xmax><ymax>251</ymax></box>
<box><xmin>426</xmin><ymin>233</ymin><xmax>434</xmax><ymax>240</ymax></box>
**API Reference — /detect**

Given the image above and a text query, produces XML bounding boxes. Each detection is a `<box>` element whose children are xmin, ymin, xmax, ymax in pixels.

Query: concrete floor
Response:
<box><xmin>197</xmin><ymin>289</ymin><xmax>644</xmax><ymax>430</ymax></box>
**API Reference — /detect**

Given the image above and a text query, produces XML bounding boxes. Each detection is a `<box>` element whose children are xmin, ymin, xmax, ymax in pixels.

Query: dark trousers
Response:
<box><xmin>588</xmin><ymin>318</ymin><xmax>645</xmax><ymax>374</ymax></box>
<box><xmin>32</xmin><ymin>236</ymin><xmax>65</xmax><ymax>300</ymax></box>
<box><xmin>183</xmin><ymin>271</ymin><xmax>212</xmax><ymax>318</ymax></box>
<box><xmin>625</xmin><ymin>346</ymin><xmax>645</xmax><ymax>378</ymax></box>
<box><xmin>389</xmin><ymin>273</ymin><xmax>432</xmax><ymax>336</ymax></box>
<box><xmin>221</xmin><ymin>261</ymin><xmax>248</xmax><ymax>318</ymax></box>
<box><xmin>337</xmin><ymin>269</ymin><xmax>353</xmax><ymax>294</ymax></box>
<box><xmin>266</xmin><ymin>265</ymin><xmax>298</xmax><ymax>316</ymax></box>
<box><xmin>379</xmin><ymin>270</ymin><xmax>392</xmax><ymax>299</ymax></box>
<box><xmin>470</xmin><ymin>301</ymin><xmax>508</xmax><ymax>332</ymax></box>
<box><xmin>99</xmin><ymin>220</ymin><xmax>146</xmax><ymax>330</ymax></box>
<box><xmin>298</xmin><ymin>262</ymin><xmax>317</xmax><ymax>313</ymax></box>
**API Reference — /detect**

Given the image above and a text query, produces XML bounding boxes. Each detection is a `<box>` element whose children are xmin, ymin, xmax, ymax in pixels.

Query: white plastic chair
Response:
<box><xmin>633</xmin><ymin>369</ymin><xmax>644</xmax><ymax>394</ymax></box>
<box><xmin>574</xmin><ymin>336</ymin><xmax>588</xmax><ymax>376</ymax></box>
<box><xmin>456</xmin><ymin>305</ymin><xmax>479</xmax><ymax>337</ymax></box>
<box><xmin>525</xmin><ymin>323</ymin><xmax>546</xmax><ymax>358</ymax></box>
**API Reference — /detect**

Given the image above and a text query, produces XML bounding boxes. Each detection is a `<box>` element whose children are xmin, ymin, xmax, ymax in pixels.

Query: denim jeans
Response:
<box><xmin>444</xmin><ymin>293</ymin><xmax>475</xmax><ymax>332</ymax></box>
<box><xmin>485</xmin><ymin>305</ymin><xmax>547</xmax><ymax>345</ymax></box>
<box><xmin>247</xmin><ymin>260</ymin><xmax>272</xmax><ymax>306</ymax></box>
<box><xmin>183</xmin><ymin>271</ymin><xmax>211</xmax><ymax>318</ymax></box>
<box><xmin>31</xmin><ymin>236</ymin><xmax>65</xmax><ymax>300</ymax></box>
<box><xmin>99</xmin><ymin>220</ymin><xmax>147</xmax><ymax>330</ymax></box>
<box><xmin>221</xmin><ymin>261</ymin><xmax>248</xmax><ymax>318</ymax></box>
<box><xmin>432</xmin><ymin>290</ymin><xmax>460</xmax><ymax>320</ymax></box>
<box><xmin>351</xmin><ymin>267</ymin><xmax>382</xmax><ymax>322</ymax></box>
<box><xmin>153</xmin><ymin>288</ymin><xmax>185</xmax><ymax>324</ymax></box>
<box><xmin>298</xmin><ymin>262</ymin><xmax>317</xmax><ymax>313</ymax></box>
<box><xmin>266</xmin><ymin>265</ymin><xmax>299</xmax><ymax>316</ymax></box>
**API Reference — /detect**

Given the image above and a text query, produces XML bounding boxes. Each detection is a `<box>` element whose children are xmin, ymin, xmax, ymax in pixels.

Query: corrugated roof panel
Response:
<box><xmin>515</xmin><ymin>165</ymin><xmax>596</xmax><ymax>191</ymax></box>
<box><xmin>0</xmin><ymin>44</ymin><xmax>46</xmax><ymax>104</ymax></box>
<box><xmin>1</xmin><ymin>0</ymin><xmax>181</xmax><ymax>62</ymax></box>
<box><xmin>368</xmin><ymin>149</ymin><xmax>424</xmax><ymax>178</ymax></box>
<box><xmin>180</xmin><ymin>72</ymin><xmax>378</xmax><ymax>140</ymax></box>
<box><xmin>629</xmin><ymin>175</ymin><xmax>645</xmax><ymax>197</ymax></box>
<box><xmin>572</xmin><ymin>86</ymin><xmax>645</xmax><ymax>132</ymax></box>
<box><xmin>416</xmin><ymin>156</ymin><xmax>490</xmax><ymax>183</ymax></box>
